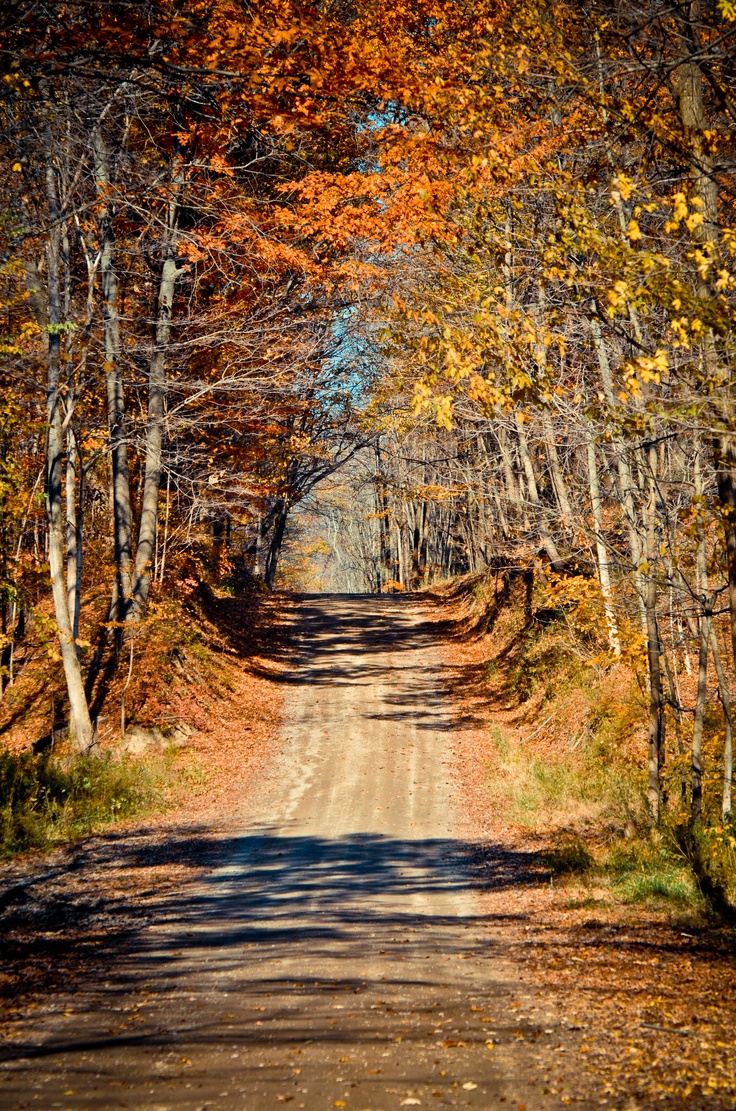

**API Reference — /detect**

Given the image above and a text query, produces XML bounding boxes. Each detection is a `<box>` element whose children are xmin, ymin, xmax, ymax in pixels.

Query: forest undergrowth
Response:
<box><xmin>433</xmin><ymin>566</ymin><xmax>736</xmax><ymax>1107</ymax></box>
<box><xmin>0</xmin><ymin>577</ymin><xmax>289</xmax><ymax>858</ymax></box>
<box><xmin>435</xmin><ymin>564</ymin><xmax>736</xmax><ymax>926</ymax></box>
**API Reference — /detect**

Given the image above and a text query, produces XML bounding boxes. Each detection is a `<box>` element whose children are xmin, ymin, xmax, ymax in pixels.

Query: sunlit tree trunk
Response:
<box><xmin>130</xmin><ymin>250</ymin><xmax>180</xmax><ymax>620</ymax></box>
<box><xmin>44</xmin><ymin>138</ymin><xmax>94</xmax><ymax>752</ymax></box>
<box><xmin>642</xmin><ymin>444</ymin><xmax>664</xmax><ymax>824</ymax></box>
<box><xmin>65</xmin><ymin>427</ymin><xmax>83</xmax><ymax>645</ymax></box>
<box><xmin>93</xmin><ymin>129</ymin><xmax>134</xmax><ymax>628</ymax></box>
<box><xmin>586</xmin><ymin>438</ymin><xmax>620</xmax><ymax>656</ymax></box>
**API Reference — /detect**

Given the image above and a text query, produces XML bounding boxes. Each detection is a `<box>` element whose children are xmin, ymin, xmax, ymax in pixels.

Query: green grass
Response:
<box><xmin>0</xmin><ymin>747</ymin><xmax>167</xmax><ymax>856</ymax></box>
<box><xmin>486</xmin><ymin>724</ymin><xmax>626</xmax><ymax>827</ymax></box>
<box><xmin>554</xmin><ymin>839</ymin><xmax>703</xmax><ymax>911</ymax></box>
<box><xmin>597</xmin><ymin>841</ymin><xmax>703</xmax><ymax>907</ymax></box>
<box><xmin>615</xmin><ymin>870</ymin><xmax>697</xmax><ymax>904</ymax></box>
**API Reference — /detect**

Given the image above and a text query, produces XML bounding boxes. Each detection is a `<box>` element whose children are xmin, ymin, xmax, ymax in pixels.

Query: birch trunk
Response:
<box><xmin>709</xmin><ymin>625</ymin><xmax>733</xmax><ymax>820</ymax></box>
<box><xmin>65</xmin><ymin>427</ymin><xmax>83</xmax><ymax>645</ymax></box>
<box><xmin>642</xmin><ymin>444</ymin><xmax>664</xmax><ymax>823</ymax></box>
<box><xmin>44</xmin><ymin>143</ymin><xmax>94</xmax><ymax>752</ymax></box>
<box><xmin>93</xmin><ymin>130</ymin><xmax>134</xmax><ymax>625</ymax></box>
<box><xmin>586</xmin><ymin>439</ymin><xmax>620</xmax><ymax>656</ymax></box>
<box><xmin>129</xmin><ymin>251</ymin><xmax>180</xmax><ymax>620</ymax></box>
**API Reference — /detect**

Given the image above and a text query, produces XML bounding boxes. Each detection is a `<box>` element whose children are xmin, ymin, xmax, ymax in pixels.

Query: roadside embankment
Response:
<box><xmin>432</xmin><ymin>565</ymin><xmax>736</xmax><ymax>1109</ymax></box>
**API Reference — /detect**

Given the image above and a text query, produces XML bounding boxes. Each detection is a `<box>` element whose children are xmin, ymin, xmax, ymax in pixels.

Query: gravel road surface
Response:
<box><xmin>0</xmin><ymin>595</ymin><xmax>562</xmax><ymax>1110</ymax></box>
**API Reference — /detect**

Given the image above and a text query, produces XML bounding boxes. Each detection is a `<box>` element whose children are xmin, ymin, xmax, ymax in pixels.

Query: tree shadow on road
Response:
<box><xmin>0</xmin><ymin>826</ymin><xmax>541</xmax><ymax>1036</ymax></box>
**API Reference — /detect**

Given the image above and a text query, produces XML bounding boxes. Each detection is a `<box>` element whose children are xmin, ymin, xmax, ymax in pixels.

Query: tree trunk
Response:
<box><xmin>586</xmin><ymin>439</ymin><xmax>621</xmax><ymax>656</ymax></box>
<box><xmin>714</xmin><ymin>436</ymin><xmax>736</xmax><ymax>682</ymax></box>
<box><xmin>691</xmin><ymin>608</ymin><xmax>710</xmax><ymax>824</ymax></box>
<box><xmin>542</xmin><ymin>411</ymin><xmax>574</xmax><ymax>527</ymax></box>
<box><xmin>643</xmin><ymin>445</ymin><xmax>664</xmax><ymax>824</ymax></box>
<box><xmin>375</xmin><ymin>444</ymin><xmax>393</xmax><ymax>591</ymax></box>
<box><xmin>93</xmin><ymin>130</ymin><xmax>134</xmax><ymax>627</ymax></box>
<box><xmin>589</xmin><ymin>317</ymin><xmax>650</xmax><ymax>637</ymax></box>
<box><xmin>264</xmin><ymin>500</ymin><xmax>288</xmax><ymax>590</ymax></box>
<box><xmin>645</xmin><ymin>575</ymin><xmax>665</xmax><ymax>825</ymax></box>
<box><xmin>692</xmin><ymin>451</ymin><xmax>712</xmax><ymax>824</ymax></box>
<box><xmin>44</xmin><ymin>143</ymin><xmax>94</xmax><ymax>752</ymax></box>
<box><xmin>65</xmin><ymin>426</ymin><xmax>84</xmax><ymax>646</ymax></box>
<box><xmin>497</xmin><ymin>424</ymin><xmax>523</xmax><ymax>526</ymax></box>
<box><xmin>709</xmin><ymin>624</ymin><xmax>733</xmax><ymax>821</ymax></box>
<box><xmin>676</xmin><ymin>6</ymin><xmax>719</xmax><ymax>252</ymax></box>
<box><xmin>157</xmin><ymin>469</ymin><xmax>171</xmax><ymax>585</ymax></box>
<box><xmin>129</xmin><ymin>251</ymin><xmax>180</xmax><ymax>620</ymax></box>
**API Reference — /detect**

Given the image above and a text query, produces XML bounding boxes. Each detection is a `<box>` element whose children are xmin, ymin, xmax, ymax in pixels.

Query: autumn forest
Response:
<box><xmin>3</xmin><ymin>0</ymin><xmax>736</xmax><ymax>1104</ymax></box>
<box><xmin>4</xmin><ymin>0</ymin><xmax>734</xmax><ymax>810</ymax></box>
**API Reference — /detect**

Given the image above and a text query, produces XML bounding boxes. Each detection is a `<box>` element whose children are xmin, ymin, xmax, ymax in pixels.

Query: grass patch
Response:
<box><xmin>0</xmin><ymin>747</ymin><xmax>170</xmax><ymax>857</ymax></box>
<box><xmin>615</xmin><ymin>870</ymin><xmax>697</xmax><ymax>904</ymax></box>
<box><xmin>599</xmin><ymin>841</ymin><xmax>703</xmax><ymax>908</ymax></box>
<box><xmin>486</xmin><ymin>725</ymin><xmax>632</xmax><ymax>828</ymax></box>
<box><xmin>554</xmin><ymin>839</ymin><xmax>703</xmax><ymax>911</ymax></box>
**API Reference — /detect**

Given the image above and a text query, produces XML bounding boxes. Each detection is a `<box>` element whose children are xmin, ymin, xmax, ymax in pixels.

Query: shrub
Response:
<box><xmin>0</xmin><ymin>748</ymin><xmax>155</xmax><ymax>856</ymax></box>
<box><xmin>543</xmin><ymin>835</ymin><xmax>594</xmax><ymax>874</ymax></box>
<box><xmin>671</xmin><ymin>821</ymin><xmax>736</xmax><ymax>920</ymax></box>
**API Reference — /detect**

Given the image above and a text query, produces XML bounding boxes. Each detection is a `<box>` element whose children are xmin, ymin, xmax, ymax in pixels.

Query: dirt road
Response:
<box><xmin>0</xmin><ymin>595</ymin><xmax>565</xmax><ymax>1110</ymax></box>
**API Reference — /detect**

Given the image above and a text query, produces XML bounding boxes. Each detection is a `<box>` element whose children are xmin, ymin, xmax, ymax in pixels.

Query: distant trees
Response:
<box><xmin>282</xmin><ymin>0</ymin><xmax>736</xmax><ymax>826</ymax></box>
